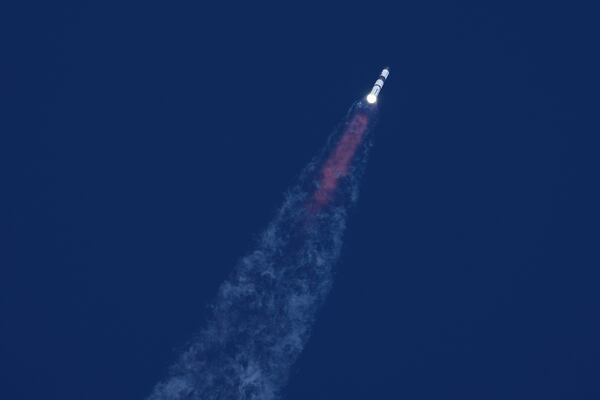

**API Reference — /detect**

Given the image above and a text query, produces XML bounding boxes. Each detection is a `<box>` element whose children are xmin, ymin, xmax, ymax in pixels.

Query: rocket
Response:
<box><xmin>366</xmin><ymin>67</ymin><xmax>390</xmax><ymax>104</ymax></box>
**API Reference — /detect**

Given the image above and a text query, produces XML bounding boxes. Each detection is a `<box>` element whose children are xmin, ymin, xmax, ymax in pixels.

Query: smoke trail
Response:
<box><xmin>148</xmin><ymin>100</ymin><xmax>378</xmax><ymax>400</ymax></box>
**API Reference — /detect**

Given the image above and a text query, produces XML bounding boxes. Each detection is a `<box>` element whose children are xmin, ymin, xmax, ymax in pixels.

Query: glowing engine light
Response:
<box><xmin>366</xmin><ymin>93</ymin><xmax>377</xmax><ymax>104</ymax></box>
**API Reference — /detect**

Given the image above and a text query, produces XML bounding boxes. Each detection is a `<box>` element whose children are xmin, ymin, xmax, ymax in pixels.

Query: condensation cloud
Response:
<box><xmin>148</xmin><ymin>100</ymin><xmax>377</xmax><ymax>400</ymax></box>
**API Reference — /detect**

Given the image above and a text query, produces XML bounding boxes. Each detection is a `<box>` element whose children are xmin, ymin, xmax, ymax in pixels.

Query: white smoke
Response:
<box><xmin>147</xmin><ymin>102</ymin><xmax>375</xmax><ymax>400</ymax></box>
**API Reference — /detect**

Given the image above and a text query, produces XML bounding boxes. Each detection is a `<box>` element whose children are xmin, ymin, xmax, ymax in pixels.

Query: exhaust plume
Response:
<box><xmin>148</xmin><ymin>100</ymin><xmax>378</xmax><ymax>400</ymax></box>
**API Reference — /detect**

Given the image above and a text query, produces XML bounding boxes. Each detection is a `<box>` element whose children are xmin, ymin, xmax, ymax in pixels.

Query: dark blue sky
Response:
<box><xmin>3</xmin><ymin>1</ymin><xmax>599</xmax><ymax>399</ymax></box>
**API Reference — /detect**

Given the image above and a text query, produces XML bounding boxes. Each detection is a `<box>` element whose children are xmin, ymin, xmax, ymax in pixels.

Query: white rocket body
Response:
<box><xmin>366</xmin><ymin>67</ymin><xmax>390</xmax><ymax>104</ymax></box>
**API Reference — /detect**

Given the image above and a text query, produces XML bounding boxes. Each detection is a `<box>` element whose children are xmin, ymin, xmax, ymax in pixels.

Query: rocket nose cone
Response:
<box><xmin>380</xmin><ymin>67</ymin><xmax>390</xmax><ymax>79</ymax></box>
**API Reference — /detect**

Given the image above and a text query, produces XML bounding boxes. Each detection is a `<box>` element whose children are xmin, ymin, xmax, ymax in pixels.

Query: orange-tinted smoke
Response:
<box><xmin>309</xmin><ymin>112</ymin><xmax>369</xmax><ymax>212</ymax></box>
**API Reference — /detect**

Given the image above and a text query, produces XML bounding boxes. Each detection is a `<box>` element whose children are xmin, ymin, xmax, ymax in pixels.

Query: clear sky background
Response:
<box><xmin>3</xmin><ymin>1</ymin><xmax>599</xmax><ymax>399</ymax></box>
